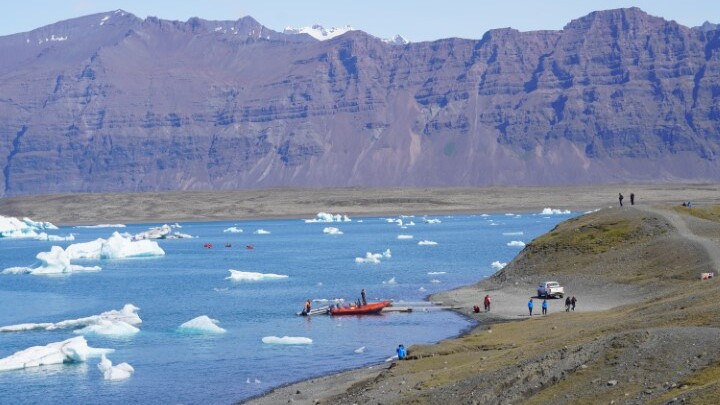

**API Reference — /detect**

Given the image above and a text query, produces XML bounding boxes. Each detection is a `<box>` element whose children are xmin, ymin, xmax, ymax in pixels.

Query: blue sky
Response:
<box><xmin>1</xmin><ymin>0</ymin><xmax>718</xmax><ymax>41</ymax></box>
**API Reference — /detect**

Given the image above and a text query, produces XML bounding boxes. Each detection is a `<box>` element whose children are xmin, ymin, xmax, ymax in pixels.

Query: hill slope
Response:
<box><xmin>1</xmin><ymin>8</ymin><xmax>720</xmax><ymax>196</ymax></box>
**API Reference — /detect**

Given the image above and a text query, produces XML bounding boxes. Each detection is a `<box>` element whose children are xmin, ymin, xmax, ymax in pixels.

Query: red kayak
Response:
<box><xmin>330</xmin><ymin>301</ymin><xmax>391</xmax><ymax>316</ymax></box>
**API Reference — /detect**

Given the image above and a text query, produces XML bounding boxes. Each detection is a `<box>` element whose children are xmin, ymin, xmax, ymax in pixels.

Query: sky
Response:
<box><xmin>1</xmin><ymin>0</ymin><xmax>719</xmax><ymax>41</ymax></box>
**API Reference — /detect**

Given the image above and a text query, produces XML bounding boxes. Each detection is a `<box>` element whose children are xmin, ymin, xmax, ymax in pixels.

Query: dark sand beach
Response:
<box><xmin>3</xmin><ymin>184</ymin><xmax>720</xmax><ymax>404</ymax></box>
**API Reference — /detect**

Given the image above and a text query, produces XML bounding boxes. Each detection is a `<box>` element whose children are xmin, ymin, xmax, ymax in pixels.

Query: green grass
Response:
<box><xmin>673</xmin><ymin>205</ymin><xmax>720</xmax><ymax>223</ymax></box>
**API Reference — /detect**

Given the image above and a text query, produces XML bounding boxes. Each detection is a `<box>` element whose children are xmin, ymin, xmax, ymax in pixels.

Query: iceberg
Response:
<box><xmin>134</xmin><ymin>224</ymin><xmax>193</xmax><ymax>240</ymax></box>
<box><xmin>178</xmin><ymin>315</ymin><xmax>226</xmax><ymax>334</ymax></box>
<box><xmin>226</xmin><ymin>270</ymin><xmax>288</xmax><ymax>282</ymax></box>
<box><xmin>0</xmin><ymin>304</ymin><xmax>142</xmax><ymax>333</ymax></box>
<box><xmin>423</xmin><ymin>218</ymin><xmax>441</xmax><ymax>224</ymax></box>
<box><xmin>397</xmin><ymin>235</ymin><xmax>413</xmax><ymax>239</ymax></box>
<box><xmin>541</xmin><ymin>208</ymin><xmax>572</xmax><ymax>215</ymax></box>
<box><xmin>97</xmin><ymin>354</ymin><xmax>134</xmax><ymax>380</ymax></box>
<box><xmin>323</xmin><ymin>227</ymin><xmax>343</xmax><ymax>235</ymax></box>
<box><xmin>507</xmin><ymin>241</ymin><xmax>526</xmax><ymax>247</ymax></box>
<box><xmin>254</xmin><ymin>229</ymin><xmax>271</xmax><ymax>235</ymax></box>
<box><xmin>0</xmin><ymin>215</ymin><xmax>59</xmax><ymax>239</ymax></box>
<box><xmin>223</xmin><ymin>227</ymin><xmax>243</xmax><ymax>233</ymax></box>
<box><xmin>503</xmin><ymin>231</ymin><xmax>524</xmax><ymax>236</ymax></box>
<box><xmin>261</xmin><ymin>336</ymin><xmax>312</xmax><ymax>345</ymax></box>
<box><xmin>304</xmin><ymin>213</ymin><xmax>351</xmax><ymax>223</ymax></box>
<box><xmin>382</xmin><ymin>277</ymin><xmax>397</xmax><ymax>285</ymax></box>
<box><xmin>418</xmin><ymin>240</ymin><xmax>438</xmax><ymax>246</ymax></box>
<box><xmin>67</xmin><ymin>232</ymin><xmax>165</xmax><ymax>259</ymax></box>
<box><xmin>427</xmin><ymin>271</ymin><xmax>446</xmax><ymax>275</ymax></box>
<box><xmin>0</xmin><ymin>336</ymin><xmax>113</xmax><ymax>372</ymax></box>
<box><xmin>2</xmin><ymin>246</ymin><xmax>102</xmax><ymax>275</ymax></box>
<box><xmin>75</xmin><ymin>224</ymin><xmax>126</xmax><ymax>228</ymax></box>
<box><xmin>491</xmin><ymin>261</ymin><xmax>507</xmax><ymax>270</ymax></box>
<box><xmin>355</xmin><ymin>252</ymin><xmax>382</xmax><ymax>264</ymax></box>
<box><xmin>73</xmin><ymin>319</ymin><xmax>140</xmax><ymax>336</ymax></box>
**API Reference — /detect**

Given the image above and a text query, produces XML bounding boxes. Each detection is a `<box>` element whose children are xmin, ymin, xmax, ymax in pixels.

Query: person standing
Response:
<box><xmin>484</xmin><ymin>294</ymin><xmax>491</xmax><ymax>312</ymax></box>
<box><xmin>302</xmin><ymin>299</ymin><xmax>312</xmax><ymax>315</ymax></box>
<box><xmin>571</xmin><ymin>296</ymin><xmax>577</xmax><ymax>311</ymax></box>
<box><xmin>541</xmin><ymin>299</ymin><xmax>548</xmax><ymax>315</ymax></box>
<box><xmin>565</xmin><ymin>296</ymin><xmax>571</xmax><ymax>312</ymax></box>
<box><xmin>619</xmin><ymin>193</ymin><xmax>624</xmax><ymax>207</ymax></box>
<box><xmin>528</xmin><ymin>299</ymin><xmax>534</xmax><ymax>316</ymax></box>
<box><xmin>630</xmin><ymin>193</ymin><xmax>635</xmax><ymax>206</ymax></box>
<box><xmin>361</xmin><ymin>289</ymin><xmax>367</xmax><ymax>306</ymax></box>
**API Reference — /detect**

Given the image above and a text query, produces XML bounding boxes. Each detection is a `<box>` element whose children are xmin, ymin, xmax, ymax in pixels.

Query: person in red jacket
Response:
<box><xmin>483</xmin><ymin>294</ymin><xmax>491</xmax><ymax>312</ymax></box>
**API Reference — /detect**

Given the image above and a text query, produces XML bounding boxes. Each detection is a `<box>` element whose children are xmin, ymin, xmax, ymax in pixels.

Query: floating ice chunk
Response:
<box><xmin>98</xmin><ymin>354</ymin><xmax>134</xmax><ymax>380</ymax></box>
<box><xmin>354</xmin><ymin>346</ymin><xmax>365</xmax><ymax>353</ymax></box>
<box><xmin>22</xmin><ymin>217</ymin><xmax>58</xmax><ymax>230</ymax></box>
<box><xmin>171</xmin><ymin>223</ymin><xmax>182</xmax><ymax>228</ymax></box>
<box><xmin>541</xmin><ymin>208</ymin><xmax>571</xmax><ymax>215</ymax></box>
<box><xmin>0</xmin><ymin>215</ymin><xmax>57</xmax><ymax>239</ymax></box>
<box><xmin>262</xmin><ymin>336</ymin><xmax>312</xmax><ymax>345</ymax></box>
<box><xmin>355</xmin><ymin>252</ymin><xmax>382</xmax><ymax>264</ymax></box>
<box><xmin>0</xmin><ymin>336</ymin><xmax>113</xmax><ymax>372</ymax></box>
<box><xmin>304</xmin><ymin>213</ymin><xmax>351</xmax><ymax>223</ymax></box>
<box><xmin>505</xmin><ymin>213</ymin><xmax>514</xmax><ymax>216</ymax></box>
<box><xmin>382</xmin><ymin>277</ymin><xmax>396</xmax><ymax>285</ymax></box>
<box><xmin>383</xmin><ymin>249</ymin><xmax>392</xmax><ymax>258</ymax></box>
<box><xmin>491</xmin><ymin>261</ymin><xmax>507</xmax><ymax>270</ymax></box>
<box><xmin>254</xmin><ymin>229</ymin><xmax>271</xmax><ymax>235</ymax></box>
<box><xmin>323</xmin><ymin>227</ymin><xmax>343</xmax><ymax>235</ymax></box>
<box><xmin>503</xmin><ymin>231</ymin><xmax>524</xmax><ymax>236</ymax></box>
<box><xmin>65</xmin><ymin>232</ymin><xmax>164</xmax><ymax>259</ymax></box>
<box><xmin>223</xmin><ymin>227</ymin><xmax>243</xmax><ymax>233</ymax></box>
<box><xmin>427</xmin><ymin>271</ymin><xmax>446</xmax><ymax>275</ymax></box>
<box><xmin>2</xmin><ymin>246</ymin><xmax>102</xmax><ymax>275</ymax></box>
<box><xmin>133</xmin><ymin>224</ymin><xmax>169</xmax><ymax>240</ymax></box>
<box><xmin>178</xmin><ymin>315</ymin><xmax>226</xmax><ymax>334</ymax></box>
<box><xmin>480</xmin><ymin>214</ymin><xmax>489</xmax><ymax>217</ymax></box>
<box><xmin>0</xmin><ymin>304</ymin><xmax>141</xmax><ymax>333</ymax></box>
<box><xmin>418</xmin><ymin>287</ymin><xmax>427</xmax><ymax>292</ymax></box>
<box><xmin>418</xmin><ymin>240</ymin><xmax>438</xmax><ymax>246</ymax></box>
<box><xmin>74</xmin><ymin>319</ymin><xmax>140</xmax><ymax>336</ymax></box>
<box><xmin>397</xmin><ymin>235</ymin><xmax>413</xmax><ymax>239</ymax></box>
<box><xmin>40</xmin><ymin>234</ymin><xmax>75</xmax><ymax>242</ymax></box>
<box><xmin>75</xmin><ymin>224</ymin><xmax>126</xmax><ymax>228</ymax></box>
<box><xmin>226</xmin><ymin>270</ymin><xmax>288</xmax><ymax>282</ymax></box>
<box><xmin>507</xmin><ymin>241</ymin><xmax>526</xmax><ymax>247</ymax></box>
<box><xmin>430</xmin><ymin>279</ymin><xmax>441</xmax><ymax>284</ymax></box>
<box><xmin>423</xmin><ymin>218</ymin><xmax>441</xmax><ymax>224</ymax></box>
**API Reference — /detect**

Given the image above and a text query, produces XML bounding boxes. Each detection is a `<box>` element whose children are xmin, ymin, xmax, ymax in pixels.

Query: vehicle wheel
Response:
<box><xmin>558</xmin><ymin>294</ymin><xmax>563</xmax><ymax>298</ymax></box>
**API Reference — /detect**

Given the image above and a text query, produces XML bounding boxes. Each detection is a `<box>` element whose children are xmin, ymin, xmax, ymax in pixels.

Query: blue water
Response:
<box><xmin>0</xmin><ymin>212</ymin><xmax>574</xmax><ymax>404</ymax></box>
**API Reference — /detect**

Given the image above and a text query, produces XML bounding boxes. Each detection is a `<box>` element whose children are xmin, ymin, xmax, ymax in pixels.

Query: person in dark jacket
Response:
<box><xmin>619</xmin><ymin>193</ymin><xmax>624</xmax><ymax>207</ymax></box>
<box><xmin>361</xmin><ymin>289</ymin><xmax>367</xmax><ymax>306</ymax></box>
<box><xmin>565</xmin><ymin>296</ymin><xmax>571</xmax><ymax>312</ymax></box>
<box><xmin>630</xmin><ymin>193</ymin><xmax>635</xmax><ymax>206</ymax></box>
<box><xmin>571</xmin><ymin>296</ymin><xmax>577</xmax><ymax>311</ymax></box>
<box><xmin>541</xmin><ymin>299</ymin><xmax>548</xmax><ymax>315</ymax></box>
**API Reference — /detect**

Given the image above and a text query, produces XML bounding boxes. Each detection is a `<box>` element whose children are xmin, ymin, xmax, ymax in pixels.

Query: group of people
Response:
<box><xmin>527</xmin><ymin>296</ymin><xmax>577</xmax><ymax>316</ymax></box>
<box><xmin>618</xmin><ymin>192</ymin><xmax>636</xmax><ymax>207</ymax></box>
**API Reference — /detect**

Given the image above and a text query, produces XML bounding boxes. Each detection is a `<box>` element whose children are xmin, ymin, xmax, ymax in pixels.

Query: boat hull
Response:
<box><xmin>329</xmin><ymin>301</ymin><xmax>391</xmax><ymax>316</ymax></box>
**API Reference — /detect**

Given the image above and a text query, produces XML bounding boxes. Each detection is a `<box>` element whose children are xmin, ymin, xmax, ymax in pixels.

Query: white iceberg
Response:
<box><xmin>427</xmin><ymin>271</ymin><xmax>446</xmax><ymax>275</ymax></box>
<box><xmin>66</xmin><ymin>232</ymin><xmax>165</xmax><ymax>259</ymax></box>
<box><xmin>0</xmin><ymin>215</ymin><xmax>59</xmax><ymax>239</ymax></box>
<box><xmin>226</xmin><ymin>270</ymin><xmax>288</xmax><ymax>282</ymax></box>
<box><xmin>178</xmin><ymin>315</ymin><xmax>226</xmax><ymax>334</ymax></box>
<box><xmin>97</xmin><ymin>354</ymin><xmax>134</xmax><ymax>380</ymax></box>
<box><xmin>74</xmin><ymin>319</ymin><xmax>140</xmax><ymax>336</ymax></box>
<box><xmin>418</xmin><ymin>240</ymin><xmax>438</xmax><ymax>246</ymax></box>
<box><xmin>0</xmin><ymin>304</ymin><xmax>142</xmax><ymax>333</ymax></box>
<box><xmin>503</xmin><ymin>231</ymin><xmax>524</xmax><ymax>236</ymax></box>
<box><xmin>134</xmin><ymin>224</ymin><xmax>192</xmax><ymax>240</ymax></box>
<box><xmin>254</xmin><ymin>229</ymin><xmax>271</xmax><ymax>235</ymax></box>
<box><xmin>355</xmin><ymin>249</ymin><xmax>391</xmax><ymax>264</ymax></box>
<box><xmin>507</xmin><ymin>241</ymin><xmax>526</xmax><ymax>247</ymax></box>
<box><xmin>323</xmin><ymin>227</ymin><xmax>343</xmax><ymax>235</ymax></box>
<box><xmin>354</xmin><ymin>346</ymin><xmax>365</xmax><ymax>353</ymax></box>
<box><xmin>397</xmin><ymin>235</ymin><xmax>413</xmax><ymax>239</ymax></box>
<box><xmin>261</xmin><ymin>336</ymin><xmax>312</xmax><ymax>345</ymax></box>
<box><xmin>2</xmin><ymin>245</ymin><xmax>102</xmax><ymax>275</ymax></box>
<box><xmin>223</xmin><ymin>227</ymin><xmax>243</xmax><ymax>233</ymax></box>
<box><xmin>382</xmin><ymin>277</ymin><xmax>397</xmax><ymax>285</ymax></box>
<box><xmin>541</xmin><ymin>208</ymin><xmax>572</xmax><ymax>215</ymax></box>
<box><xmin>0</xmin><ymin>336</ymin><xmax>113</xmax><ymax>372</ymax></box>
<box><xmin>423</xmin><ymin>218</ymin><xmax>441</xmax><ymax>224</ymax></box>
<box><xmin>304</xmin><ymin>213</ymin><xmax>351</xmax><ymax>223</ymax></box>
<box><xmin>75</xmin><ymin>224</ymin><xmax>126</xmax><ymax>228</ymax></box>
<box><xmin>491</xmin><ymin>261</ymin><xmax>507</xmax><ymax>270</ymax></box>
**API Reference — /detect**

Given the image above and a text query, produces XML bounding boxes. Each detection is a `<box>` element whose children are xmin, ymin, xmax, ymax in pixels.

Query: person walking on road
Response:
<box><xmin>528</xmin><ymin>299</ymin><xmax>534</xmax><ymax>316</ymax></box>
<box><xmin>630</xmin><ymin>193</ymin><xmax>635</xmax><ymax>206</ymax></box>
<box><xmin>619</xmin><ymin>193</ymin><xmax>624</xmax><ymax>207</ymax></box>
<box><xmin>484</xmin><ymin>294</ymin><xmax>491</xmax><ymax>312</ymax></box>
<box><xmin>571</xmin><ymin>296</ymin><xmax>577</xmax><ymax>311</ymax></box>
<box><xmin>541</xmin><ymin>299</ymin><xmax>548</xmax><ymax>315</ymax></box>
<box><xmin>565</xmin><ymin>296</ymin><xmax>571</xmax><ymax>312</ymax></box>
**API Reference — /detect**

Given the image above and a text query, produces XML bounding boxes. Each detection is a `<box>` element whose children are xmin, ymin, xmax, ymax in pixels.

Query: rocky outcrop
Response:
<box><xmin>0</xmin><ymin>8</ymin><xmax>719</xmax><ymax>196</ymax></box>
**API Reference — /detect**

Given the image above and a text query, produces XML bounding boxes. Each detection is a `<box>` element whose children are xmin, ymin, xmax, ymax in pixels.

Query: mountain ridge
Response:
<box><xmin>1</xmin><ymin>7</ymin><xmax>719</xmax><ymax>196</ymax></box>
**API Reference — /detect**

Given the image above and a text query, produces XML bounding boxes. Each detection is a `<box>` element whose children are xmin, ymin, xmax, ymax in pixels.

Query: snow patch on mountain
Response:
<box><xmin>284</xmin><ymin>24</ymin><xmax>408</xmax><ymax>44</ymax></box>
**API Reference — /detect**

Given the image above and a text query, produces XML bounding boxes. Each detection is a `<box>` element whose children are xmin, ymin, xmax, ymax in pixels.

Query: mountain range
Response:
<box><xmin>0</xmin><ymin>7</ymin><xmax>719</xmax><ymax>196</ymax></box>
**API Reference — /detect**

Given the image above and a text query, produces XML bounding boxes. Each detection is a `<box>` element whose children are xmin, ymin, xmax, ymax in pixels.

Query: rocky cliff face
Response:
<box><xmin>1</xmin><ymin>8</ymin><xmax>719</xmax><ymax>196</ymax></box>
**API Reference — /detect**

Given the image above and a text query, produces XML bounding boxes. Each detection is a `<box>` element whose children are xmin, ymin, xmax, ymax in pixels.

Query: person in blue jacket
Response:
<box><xmin>542</xmin><ymin>299</ymin><xmax>548</xmax><ymax>315</ymax></box>
<box><xmin>528</xmin><ymin>299</ymin><xmax>534</xmax><ymax>316</ymax></box>
<box><xmin>397</xmin><ymin>344</ymin><xmax>407</xmax><ymax>360</ymax></box>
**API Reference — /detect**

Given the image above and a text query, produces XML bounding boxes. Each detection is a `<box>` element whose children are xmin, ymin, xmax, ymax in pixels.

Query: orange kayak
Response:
<box><xmin>329</xmin><ymin>301</ymin><xmax>391</xmax><ymax>316</ymax></box>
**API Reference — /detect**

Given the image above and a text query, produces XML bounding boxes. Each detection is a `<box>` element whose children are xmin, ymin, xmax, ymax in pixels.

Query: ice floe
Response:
<box><xmin>74</xmin><ymin>319</ymin><xmax>140</xmax><ymax>337</ymax></box>
<box><xmin>133</xmin><ymin>224</ymin><xmax>194</xmax><ymax>240</ymax></box>
<box><xmin>323</xmin><ymin>227</ymin><xmax>343</xmax><ymax>235</ymax></box>
<box><xmin>98</xmin><ymin>354</ymin><xmax>134</xmax><ymax>380</ymax></box>
<box><xmin>254</xmin><ymin>229</ymin><xmax>271</xmax><ymax>235</ymax></box>
<box><xmin>354</xmin><ymin>346</ymin><xmax>365</xmax><ymax>353</ymax></box>
<box><xmin>427</xmin><ymin>271</ymin><xmax>446</xmax><ymax>275</ymax></box>
<box><xmin>397</xmin><ymin>235</ymin><xmax>413</xmax><ymax>239</ymax></box>
<box><xmin>75</xmin><ymin>224</ymin><xmax>126</xmax><ymax>228</ymax></box>
<box><xmin>2</xmin><ymin>246</ymin><xmax>102</xmax><ymax>275</ymax></box>
<box><xmin>382</xmin><ymin>277</ymin><xmax>397</xmax><ymax>285</ymax></box>
<box><xmin>507</xmin><ymin>241</ymin><xmax>526</xmax><ymax>247</ymax></box>
<box><xmin>541</xmin><ymin>208</ymin><xmax>571</xmax><ymax>215</ymax></box>
<box><xmin>66</xmin><ymin>232</ymin><xmax>165</xmax><ymax>259</ymax></box>
<box><xmin>418</xmin><ymin>240</ymin><xmax>438</xmax><ymax>246</ymax></box>
<box><xmin>304</xmin><ymin>213</ymin><xmax>351</xmax><ymax>223</ymax></box>
<box><xmin>355</xmin><ymin>249</ymin><xmax>391</xmax><ymax>264</ymax></box>
<box><xmin>0</xmin><ymin>336</ymin><xmax>113</xmax><ymax>372</ymax></box>
<box><xmin>503</xmin><ymin>231</ymin><xmax>524</xmax><ymax>236</ymax></box>
<box><xmin>223</xmin><ymin>227</ymin><xmax>243</xmax><ymax>233</ymax></box>
<box><xmin>491</xmin><ymin>261</ymin><xmax>507</xmax><ymax>270</ymax></box>
<box><xmin>0</xmin><ymin>304</ymin><xmax>141</xmax><ymax>334</ymax></box>
<box><xmin>430</xmin><ymin>279</ymin><xmax>441</xmax><ymax>284</ymax></box>
<box><xmin>262</xmin><ymin>336</ymin><xmax>312</xmax><ymax>345</ymax></box>
<box><xmin>226</xmin><ymin>270</ymin><xmax>288</xmax><ymax>282</ymax></box>
<box><xmin>423</xmin><ymin>218</ymin><xmax>441</xmax><ymax>224</ymax></box>
<box><xmin>0</xmin><ymin>215</ymin><xmax>59</xmax><ymax>239</ymax></box>
<box><xmin>178</xmin><ymin>315</ymin><xmax>226</xmax><ymax>334</ymax></box>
